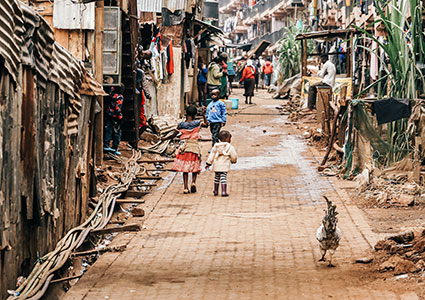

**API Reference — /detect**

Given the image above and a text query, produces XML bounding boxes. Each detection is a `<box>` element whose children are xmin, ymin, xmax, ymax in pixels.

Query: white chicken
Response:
<box><xmin>316</xmin><ymin>196</ymin><xmax>342</xmax><ymax>267</ymax></box>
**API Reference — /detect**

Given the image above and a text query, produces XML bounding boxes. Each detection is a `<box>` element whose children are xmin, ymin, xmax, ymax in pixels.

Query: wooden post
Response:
<box><xmin>302</xmin><ymin>39</ymin><xmax>307</xmax><ymax>76</ymax></box>
<box><xmin>94</xmin><ymin>0</ymin><xmax>104</xmax><ymax>166</ymax></box>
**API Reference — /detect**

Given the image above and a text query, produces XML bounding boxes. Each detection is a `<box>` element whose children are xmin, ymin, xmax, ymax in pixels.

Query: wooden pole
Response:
<box><xmin>94</xmin><ymin>0</ymin><xmax>104</xmax><ymax>166</ymax></box>
<box><xmin>301</xmin><ymin>39</ymin><xmax>307</xmax><ymax>76</ymax></box>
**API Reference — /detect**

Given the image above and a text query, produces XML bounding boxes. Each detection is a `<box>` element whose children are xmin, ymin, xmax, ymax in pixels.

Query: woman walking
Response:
<box><xmin>239</xmin><ymin>59</ymin><xmax>256</xmax><ymax>104</ymax></box>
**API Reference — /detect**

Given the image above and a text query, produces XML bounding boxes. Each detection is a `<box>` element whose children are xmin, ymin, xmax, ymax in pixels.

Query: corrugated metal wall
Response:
<box><xmin>0</xmin><ymin>2</ymin><xmax>99</xmax><ymax>298</ymax></box>
<box><xmin>138</xmin><ymin>0</ymin><xmax>163</xmax><ymax>12</ymax></box>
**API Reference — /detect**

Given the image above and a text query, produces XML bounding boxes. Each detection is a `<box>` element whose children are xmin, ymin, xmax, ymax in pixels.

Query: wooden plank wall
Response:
<box><xmin>0</xmin><ymin>66</ymin><xmax>96</xmax><ymax>298</ymax></box>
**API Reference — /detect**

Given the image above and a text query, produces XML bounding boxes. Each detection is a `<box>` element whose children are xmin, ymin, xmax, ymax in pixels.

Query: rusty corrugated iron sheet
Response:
<box><xmin>21</xmin><ymin>3</ymin><xmax>55</xmax><ymax>88</ymax></box>
<box><xmin>80</xmin><ymin>71</ymin><xmax>108</xmax><ymax>96</ymax></box>
<box><xmin>49</xmin><ymin>42</ymin><xmax>85</xmax><ymax>99</ymax></box>
<box><xmin>0</xmin><ymin>1</ymin><xmax>105</xmax><ymax>100</ymax></box>
<box><xmin>0</xmin><ymin>0</ymin><xmax>24</xmax><ymax>83</ymax></box>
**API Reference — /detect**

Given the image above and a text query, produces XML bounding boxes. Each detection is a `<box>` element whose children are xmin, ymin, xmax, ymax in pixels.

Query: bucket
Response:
<box><xmin>230</xmin><ymin>98</ymin><xmax>239</xmax><ymax>110</ymax></box>
<box><xmin>223</xmin><ymin>100</ymin><xmax>232</xmax><ymax>111</ymax></box>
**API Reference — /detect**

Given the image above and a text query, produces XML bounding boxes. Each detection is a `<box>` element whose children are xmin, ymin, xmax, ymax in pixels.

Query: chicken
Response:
<box><xmin>316</xmin><ymin>196</ymin><xmax>342</xmax><ymax>267</ymax></box>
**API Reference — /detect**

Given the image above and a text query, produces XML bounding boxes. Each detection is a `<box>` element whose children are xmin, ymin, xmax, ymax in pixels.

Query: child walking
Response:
<box><xmin>206</xmin><ymin>130</ymin><xmax>237</xmax><ymax>197</ymax></box>
<box><xmin>206</xmin><ymin>88</ymin><xmax>227</xmax><ymax>147</ymax></box>
<box><xmin>166</xmin><ymin>105</ymin><xmax>208</xmax><ymax>194</ymax></box>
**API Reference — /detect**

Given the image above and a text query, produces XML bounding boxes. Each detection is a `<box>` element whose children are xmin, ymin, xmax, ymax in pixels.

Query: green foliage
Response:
<box><xmin>353</xmin><ymin>0</ymin><xmax>425</xmax><ymax>165</ymax></box>
<box><xmin>277</xmin><ymin>25</ymin><xmax>313</xmax><ymax>82</ymax></box>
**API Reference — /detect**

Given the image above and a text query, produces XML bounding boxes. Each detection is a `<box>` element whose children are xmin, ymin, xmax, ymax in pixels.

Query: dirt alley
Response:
<box><xmin>63</xmin><ymin>89</ymin><xmax>420</xmax><ymax>300</ymax></box>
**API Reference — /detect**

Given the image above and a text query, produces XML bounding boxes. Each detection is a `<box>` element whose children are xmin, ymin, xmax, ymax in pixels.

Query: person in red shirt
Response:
<box><xmin>263</xmin><ymin>58</ymin><xmax>273</xmax><ymax>87</ymax></box>
<box><xmin>104</xmin><ymin>84</ymin><xmax>124</xmax><ymax>156</ymax></box>
<box><xmin>239</xmin><ymin>59</ymin><xmax>256</xmax><ymax>104</ymax></box>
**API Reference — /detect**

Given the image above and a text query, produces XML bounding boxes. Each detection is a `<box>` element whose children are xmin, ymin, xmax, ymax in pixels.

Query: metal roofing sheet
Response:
<box><xmin>49</xmin><ymin>42</ymin><xmax>84</xmax><ymax>99</ymax></box>
<box><xmin>21</xmin><ymin>3</ymin><xmax>54</xmax><ymax>88</ymax></box>
<box><xmin>138</xmin><ymin>0</ymin><xmax>163</xmax><ymax>12</ymax></box>
<box><xmin>0</xmin><ymin>0</ymin><xmax>24</xmax><ymax>83</ymax></box>
<box><xmin>0</xmin><ymin>0</ymin><xmax>104</xmax><ymax>100</ymax></box>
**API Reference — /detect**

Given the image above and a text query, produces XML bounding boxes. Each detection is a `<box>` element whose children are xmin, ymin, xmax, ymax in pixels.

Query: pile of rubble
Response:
<box><xmin>358</xmin><ymin>175</ymin><xmax>424</xmax><ymax>208</ymax></box>
<box><xmin>374</xmin><ymin>230</ymin><xmax>425</xmax><ymax>275</ymax></box>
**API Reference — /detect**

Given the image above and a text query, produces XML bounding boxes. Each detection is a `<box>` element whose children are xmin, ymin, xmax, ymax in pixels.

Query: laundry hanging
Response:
<box><xmin>371</xmin><ymin>97</ymin><xmax>411</xmax><ymax>125</ymax></box>
<box><xmin>166</xmin><ymin>40</ymin><xmax>174</xmax><ymax>75</ymax></box>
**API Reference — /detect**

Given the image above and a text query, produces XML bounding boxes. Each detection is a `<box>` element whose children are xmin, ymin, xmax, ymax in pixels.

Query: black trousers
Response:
<box><xmin>210</xmin><ymin>122</ymin><xmax>222</xmax><ymax>146</ymax></box>
<box><xmin>307</xmin><ymin>82</ymin><xmax>331</xmax><ymax>109</ymax></box>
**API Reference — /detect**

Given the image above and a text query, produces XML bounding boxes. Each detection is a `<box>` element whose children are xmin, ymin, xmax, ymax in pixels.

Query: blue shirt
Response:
<box><xmin>207</xmin><ymin>100</ymin><xmax>227</xmax><ymax>123</ymax></box>
<box><xmin>198</xmin><ymin>67</ymin><xmax>207</xmax><ymax>84</ymax></box>
<box><xmin>227</xmin><ymin>62</ymin><xmax>235</xmax><ymax>76</ymax></box>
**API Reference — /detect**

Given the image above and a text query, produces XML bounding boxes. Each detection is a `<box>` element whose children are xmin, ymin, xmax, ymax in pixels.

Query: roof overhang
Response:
<box><xmin>295</xmin><ymin>28</ymin><xmax>357</xmax><ymax>41</ymax></box>
<box><xmin>194</xmin><ymin>19</ymin><xmax>223</xmax><ymax>35</ymax></box>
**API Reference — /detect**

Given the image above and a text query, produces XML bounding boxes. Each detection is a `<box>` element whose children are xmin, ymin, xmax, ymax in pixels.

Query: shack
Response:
<box><xmin>0</xmin><ymin>1</ymin><xmax>105</xmax><ymax>297</ymax></box>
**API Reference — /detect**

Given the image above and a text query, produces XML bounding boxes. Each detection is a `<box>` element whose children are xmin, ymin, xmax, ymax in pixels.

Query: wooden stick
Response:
<box><xmin>71</xmin><ymin>244</ymin><xmax>127</xmax><ymax>257</ymax></box>
<box><xmin>321</xmin><ymin>107</ymin><xmax>342</xmax><ymax>166</ymax></box>
<box><xmin>138</xmin><ymin>159</ymin><xmax>174</xmax><ymax>163</ymax></box>
<box><xmin>91</xmin><ymin>224</ymin><xmax>141</xmax><ymax>234</ymax></box>
<box><xmin>136</xmin><ymin>176</ymin><xmax>163</xmax><ymax>180</ymax></box>
<box><xmin>51</xmin><ymin>275</ymin><xmax>82</xmax><ymax>284</ymax></box>
<box><xmin>116</xmin><ymin>199</ymin><xmax>146</xmax><ymax>204</ymax></box>
<box><xmin>124</xmin><ymin>190</ymin><xmax>149</xmax><ymax>198</ymax></box>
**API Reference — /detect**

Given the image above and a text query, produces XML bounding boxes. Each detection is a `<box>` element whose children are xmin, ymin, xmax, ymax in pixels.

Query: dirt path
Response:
<box><xmin>63</xmin><ymin>90</ymin><xmax>419</xmax><ymax>300</ymax></box>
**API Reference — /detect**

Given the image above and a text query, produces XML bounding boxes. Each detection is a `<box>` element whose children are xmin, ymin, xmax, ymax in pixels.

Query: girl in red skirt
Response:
<box><xmin>164</xmin><ymin>105</ymin><xmax>208</xmax><ymax>194</ymax></box>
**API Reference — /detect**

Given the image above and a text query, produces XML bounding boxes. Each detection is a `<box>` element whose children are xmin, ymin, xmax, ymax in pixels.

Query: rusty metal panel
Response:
<box><xmin>20</xmin><ymin>3</ymin><xmax>55</xmax><ymax>88</ymax></box>
<box><xmin>138</xmin><ymin>0</ymin><xmax>163</xmax><ymax>12</ymax></box>
<box><xmin>53</xmin><ymin>0</ymin><xmax>95</xmax><ymax>30</ymax></box>
<box><xmin>49</xmin><ymin>42</ymin><xmax>85</xmax><ymax>99</ymax></box>
<box><xmin>0</xmin><ymin>0</ymin><xmax>24</xmax><ymax>83</ymax></box>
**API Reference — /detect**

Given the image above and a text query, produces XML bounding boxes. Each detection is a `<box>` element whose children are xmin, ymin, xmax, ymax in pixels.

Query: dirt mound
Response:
<box><xmin>374</xmin><ymin>230</ymin><xmax>425</xmax><ymax>275</ymax></box>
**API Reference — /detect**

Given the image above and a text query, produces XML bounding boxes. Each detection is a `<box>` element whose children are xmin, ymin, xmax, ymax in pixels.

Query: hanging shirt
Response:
<box><xmin>371</xmin><ymin>98</ymin><xmax>411</xmax><ymax>125</ymax></box>
<box><xmin>166</xmin><ymin>41</ymin><xmax>174</xmax><ymax>74</ymax></box>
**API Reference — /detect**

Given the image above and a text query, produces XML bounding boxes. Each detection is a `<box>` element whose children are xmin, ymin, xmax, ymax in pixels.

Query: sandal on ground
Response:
<box><xmin>190</xmin><ymin>184</ymin><xmax>197</xmax><ymax>193</ymax></box>
<box><xmin>184</xmin><ymin>189</ymin><xmax>190</xmax><ymax>194</ymax></box>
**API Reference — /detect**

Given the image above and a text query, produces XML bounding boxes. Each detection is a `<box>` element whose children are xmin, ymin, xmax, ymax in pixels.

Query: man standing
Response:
<box><xmin>307</xmin><ymin>54</ymin><xmax>336</xmax><ymax>110</ymax></box>
<box><xmin>207</xmin><ymin>56</ymin><xmax>224</xmax><ymax>98</ymax></box>
<box><xmin>262</xmin><ymin>57</ymin><xmax>273</xmax><ymax>87</ymax></box>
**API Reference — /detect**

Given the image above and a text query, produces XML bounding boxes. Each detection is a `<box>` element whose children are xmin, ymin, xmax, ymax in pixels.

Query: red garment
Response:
<box><xmin>220</xmin><ymin>62</ymin><xmax>227</xmax><ymax>73</ymax></box>
<box><xmin>239</xmin><ymin>65</ymin><xmax>256</xmax><ymax>82</ymax></box>
<box><xmin>139</xmin><ymin>90</ymin><xmax>147</xmax><ymax>128</ymax></box>
<box><xmin>166</xmin><ymin>41</ymin><xmax>174</xmax><ymax>74</ymax></box>
<box><xmin>263</xmin><ymin>61</ymin><xmax>273</xmax><ymax>74</ymax></box>
<box><xmin>172</xmin><ymin>152</ymin><xmax>201</xmax><ymax>173</ymax></box>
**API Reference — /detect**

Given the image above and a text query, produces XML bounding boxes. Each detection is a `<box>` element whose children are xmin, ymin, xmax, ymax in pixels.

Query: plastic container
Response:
<box><xmin>230</xmin><ymin>98</ymin><xmax>239</xmax><ymax>109</ymax></box>
<box><xmin>224</xmin><ymin>100</ymin><xmax>232</xmax><ymax>111</ymax></box>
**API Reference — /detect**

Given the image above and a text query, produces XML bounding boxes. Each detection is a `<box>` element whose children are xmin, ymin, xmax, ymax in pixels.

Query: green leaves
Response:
<box><xmin>277</xmin><ymin>25</ymin><xmax>313</xmax><ymax>82</ymax></box>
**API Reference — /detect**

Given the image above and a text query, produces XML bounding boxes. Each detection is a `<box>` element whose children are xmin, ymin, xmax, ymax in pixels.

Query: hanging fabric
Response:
<box><xmin>167</xmin><ymin>40</ymin><xmax>174</xmax><ymax>75</ymax></box>
<box><xmin>140</xmin><ymin>90</ymin><xmax>147</xmax><ymax>128</ymax></box>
